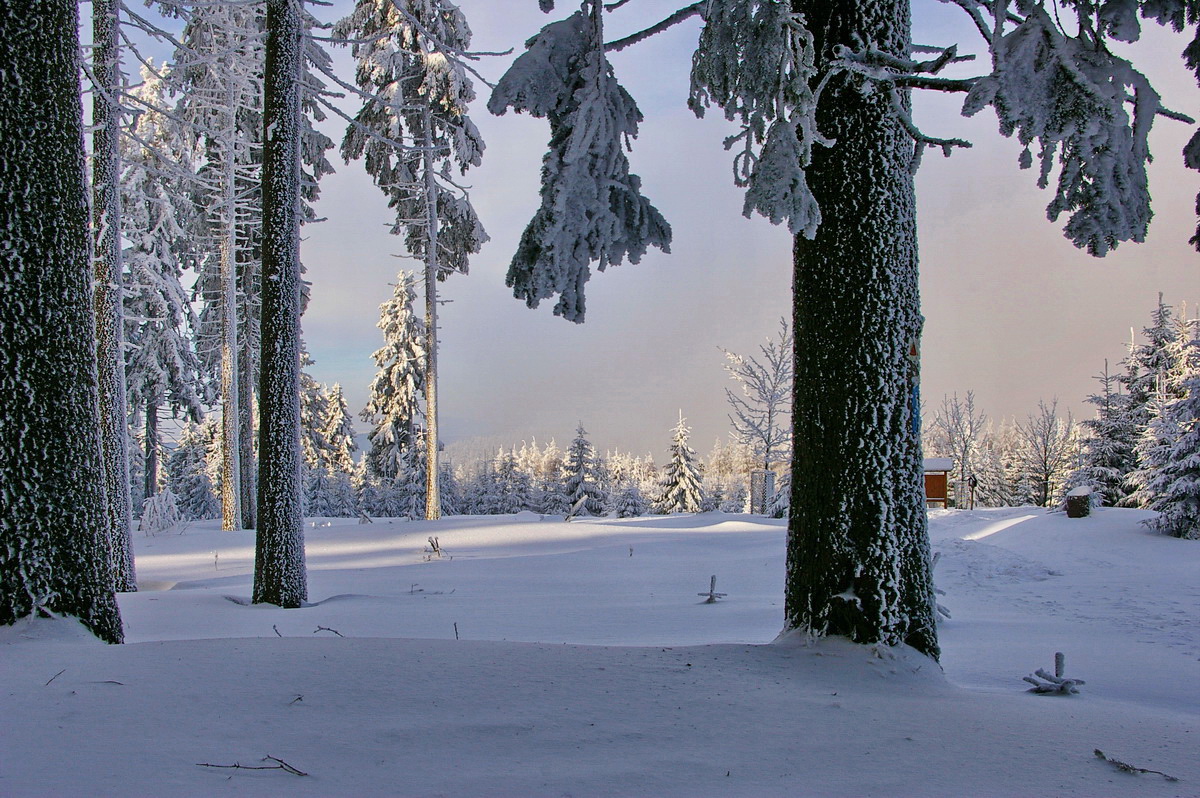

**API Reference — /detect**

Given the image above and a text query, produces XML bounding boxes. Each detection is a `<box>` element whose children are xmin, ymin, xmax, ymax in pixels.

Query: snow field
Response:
<box><xmin>2</xmin><ymin>508</ymin><xmax>1197</xmax><ymax>796</ymax></box>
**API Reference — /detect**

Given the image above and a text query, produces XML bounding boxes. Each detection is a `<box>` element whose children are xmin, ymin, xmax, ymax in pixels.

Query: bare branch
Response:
<box><xmin>605</xmin><ymin>3</ymin><xmax>703</xmax><ymax>53</ymax></box>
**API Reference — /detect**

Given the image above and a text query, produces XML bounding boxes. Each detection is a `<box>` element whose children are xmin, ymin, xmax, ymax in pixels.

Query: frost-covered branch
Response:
<box><xmin>604</xmin><ymin>2</ymin><xmax>703</xmax><ymax>53</ymax></box>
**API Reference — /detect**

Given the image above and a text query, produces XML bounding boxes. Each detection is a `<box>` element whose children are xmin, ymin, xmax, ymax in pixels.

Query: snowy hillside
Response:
<box><xmin>2</xmin><ymin>508</ymin><xmax>1197</xmax><ymax>796</ymax></box>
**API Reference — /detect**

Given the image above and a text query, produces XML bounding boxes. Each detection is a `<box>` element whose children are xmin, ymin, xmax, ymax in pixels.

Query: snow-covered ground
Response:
<box><xmin>2</xmin><ymin>508</ymin><xmax>1197</xmax><ymax>796</ymax></box>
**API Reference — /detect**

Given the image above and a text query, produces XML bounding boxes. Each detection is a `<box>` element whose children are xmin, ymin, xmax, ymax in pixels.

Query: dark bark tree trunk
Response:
<box><xmin>145</xmin><ymin>399</ymin><xmax>159</xmax><ymax>501</ymax></box>
<box><xmin>92</xmin><ymin>0</ymin><xmax>136</xmax><ymax>592</ymax></box>
<box><xmin>253</xmin><ymin>0</ymin><xmax>307</xmax><ymax>608</ymax></box>
<box><xmin>784</xmin><ymin>0</ymin><xmax>938</xmax><ymax>659</ymax></box>
<box><xmin>0</xmin><ymin>0</ymin><xmax>124</xmax><ymax>643</ymax></box>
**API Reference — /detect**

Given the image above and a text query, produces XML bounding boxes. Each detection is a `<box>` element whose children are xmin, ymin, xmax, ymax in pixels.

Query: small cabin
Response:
<box><xmin>923</xmin><ymin>458</ymin><xmax>953</xmax><ymax>508</ymax></box>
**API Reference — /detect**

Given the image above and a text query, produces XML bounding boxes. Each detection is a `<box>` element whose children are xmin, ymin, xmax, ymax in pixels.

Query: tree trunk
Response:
<box><xmin>219</xmin><ymin>96</ymin><xmax>242</xmax><ymax>530</ymax></box>
<box><xmin>238</xmin><ymin>321</ymin><xmax>257</xmax><ymax>529</ymax></box>
<box><xmin>254</xmin><ymin>0</ymin><xmax>307</xmax><ymax>608</ymax></box>
<box><xmin>784</xmin><ymin>0</ymin><xmax>938</xmax><ymax>659</ymax></box>
<box><xmin>92</xmin><ymin>0</ymin><xmax>136</xmax><ymax>592</ymax></box>
<box><xmin>422</xmin><ymin>106</ymin><xmax>442</xmax><ymax>521</ymax></box>
<box><xmin>144</xmin><ymin>399</ymin><xmax>159</xmax><ymax>501</ymax></box>
<box><xmin>0</xmin><ymin>0</ymin><xmax>124</xmax><ymax>643</ymax></box>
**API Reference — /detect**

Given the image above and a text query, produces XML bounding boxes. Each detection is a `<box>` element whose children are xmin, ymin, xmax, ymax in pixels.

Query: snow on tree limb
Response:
<box><xmin>489</xmin><ymin>6</ymin><xmax>670</xmax><ymax>322</ymax></box>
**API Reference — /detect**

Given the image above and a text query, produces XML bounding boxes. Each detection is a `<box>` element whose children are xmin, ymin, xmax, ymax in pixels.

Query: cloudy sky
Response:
<box><xmin>298</xmin><ymin>0</ymin><xmax>1199</xmax><ymax>459</ymax></box>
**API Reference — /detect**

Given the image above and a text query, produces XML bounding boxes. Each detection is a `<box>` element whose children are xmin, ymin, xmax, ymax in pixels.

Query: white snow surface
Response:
<box><xmin>2</xmin><ymin>508</ymin><xmax>1197</xmax><ymax>796</ymax></box>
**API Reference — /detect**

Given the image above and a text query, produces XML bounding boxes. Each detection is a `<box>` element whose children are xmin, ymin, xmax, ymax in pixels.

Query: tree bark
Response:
<box><xmin>254</xmin><ymin>0</ymin><xmax>307</xmax><ymax>608</ymax></box>
<box><xmin>92</xmin><ymin>0</ymin><xmax>136</xmax><ymax>592</ymax></box>
<box><xmin>784</xmin><ymin>0</ymin><xmax>938</xmax><ymax>658</ymax></box>
<box><xmin>144</xmin><ymin>399</ymin><xmax>159</xmax><ymax>501</ymax></box>
<box><xmin>219</xmin><ymin>91</ymin><xmax>243</xmax><ymax>530</ymax></box>
<box><xmin>238</xmin><ymin>317</ymin><xmax>257</xmax><ymax>529</ymax></box>
<box><xmin>422</xmin><ymin>106</ymin><xmax>442</xmax><ymax>521</ymax></box>
<box><xmin>0</xmin><ymin>0</ymin><xmax>123</xmax><ymax>642</ymax></box>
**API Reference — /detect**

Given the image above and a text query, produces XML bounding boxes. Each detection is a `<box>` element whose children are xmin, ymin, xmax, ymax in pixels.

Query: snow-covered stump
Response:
<box><xmin>1024</xmin><ymin>652</ymin><xmax>1085</xmax><ymax>695</ymax></box>
<box><xmin>698</xmin><ymin>575</ymin><xmax>728</xmax><ymax>604</ymax></box>
<box><xmin>1065</xmin><ymin>485</ymin><xmax>1093</xmax><ymax>518</ymax></box>
<box><xmin>784</xmin><ymin>0</ymin><xmax>938</xmax><ymax>659</ymax></box>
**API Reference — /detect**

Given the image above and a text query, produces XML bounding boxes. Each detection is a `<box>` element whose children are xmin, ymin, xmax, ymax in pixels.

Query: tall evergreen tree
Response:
<box><xmin>0</xmin><ymin>0</ymin><xmax>123</xmax><ymax>642</ymax></box>
<box><xmin>655</xmin><ymin>414</ymin><xmax>706</xmax><ymax>514</ymax></box>
<box><xmin>337</xmin><ymin>0</ymin><xmax>489</xmax><ymax>520</ymax></box>
<box><xmin>122</xmin><ymin>63</ymin><xmax>207</xmax><ymax>506</ymax></box>
<box><xmin>1143</xmin><ymin>321</ymin><xmax>1200</xmax><ymax>538</ymax></box>
<box><xmin>361</xmin><ymin>270</ymin><xmax>426</xmax><ymax>480</ymax></box>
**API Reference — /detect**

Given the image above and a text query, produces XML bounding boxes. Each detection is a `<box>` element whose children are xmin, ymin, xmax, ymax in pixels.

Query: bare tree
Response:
<box><xmin>928</xmin><ymin>392</ymin><xmax>988</xmax><ymax>508</ymax></box>
<box><xmin>722</xmin><ymin>318</ymin><xmax>793</xmax><ymax>470</ymax></box>
<box><xmin>1015</xmin><ymin>399</ymin><xmax>1079</xmax><ymax>508</ymax></box>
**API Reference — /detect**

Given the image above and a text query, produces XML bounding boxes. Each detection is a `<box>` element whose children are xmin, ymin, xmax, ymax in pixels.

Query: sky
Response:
<box><xmin>297</xmin><ymin>0</ymin><xmax>1199</xmax><ymax>459</ymax></box>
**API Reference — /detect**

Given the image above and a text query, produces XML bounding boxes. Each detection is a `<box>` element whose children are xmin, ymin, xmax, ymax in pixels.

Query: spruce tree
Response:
<box><xmin>0</xmin><ymin>0</ymin><xmax>123</xmax><ymax>642</ymax></box>
<box><xmin>655</xmin><ymin>414</ymin><xmax>706</xmax><ymax>514</ymax></box>
<box><xmin>1076</xmin><ymin>361</ymin><xmax>1138</xmax><ymax>506</ymax></box>
<box><xmin>563</xmin><ymin>425</ymin><xmax>606</xmax><ymax>516</ymax></box>
<box><xmin>361</xmin><ymin>270</ymin><xmax>426</xmax><ymax>481</ymax></box>
<box><xmin>122</xmin><ymin>64</ymin><xmax>207</xmax><ymax>506</ymax></box>
<box><xmin>337</xmin><ymin>0</ymin><xmax>489</xmax><ymax>520</ymax></box>
<box><xmin>168</xmin><ymin>421</ymin><xmax>222</xmax><ymax>522</ymax></box>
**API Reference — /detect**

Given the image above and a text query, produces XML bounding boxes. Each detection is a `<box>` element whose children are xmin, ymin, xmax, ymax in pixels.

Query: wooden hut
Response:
<box><xmin>923</xmin><ymin>458</ymin><xmax>953</xmax><ymax>508</ymax></box>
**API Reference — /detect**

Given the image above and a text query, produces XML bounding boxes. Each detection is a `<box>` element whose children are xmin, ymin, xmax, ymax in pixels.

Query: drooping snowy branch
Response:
<box><xmin>489</xmin><ymin>4</ymin><xmax>670</xmax><ymax>322</ymax></box>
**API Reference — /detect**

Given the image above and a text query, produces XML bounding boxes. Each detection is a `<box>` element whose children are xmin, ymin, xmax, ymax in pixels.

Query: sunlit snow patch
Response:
<box><xmin>962</xmin><ymin>514</ymin><xmax>1037</xmax><ymax>541</ymax></box>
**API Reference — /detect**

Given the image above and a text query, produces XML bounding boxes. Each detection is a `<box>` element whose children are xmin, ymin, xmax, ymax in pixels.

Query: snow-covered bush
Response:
<box><xmin>140</xmin><ymin>488</ymin><xmax>184</xmax><ymax>535</ymax></box>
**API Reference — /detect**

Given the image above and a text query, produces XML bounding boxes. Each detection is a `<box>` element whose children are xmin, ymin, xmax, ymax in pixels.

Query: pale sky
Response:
<box><xmin>298</xmin><ymin>0</ymin><xmax>1199</xmax><ymax>459</ymax></box>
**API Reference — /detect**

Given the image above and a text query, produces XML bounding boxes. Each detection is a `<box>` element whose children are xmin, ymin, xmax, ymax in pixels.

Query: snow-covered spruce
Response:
<box><xmin>563</xmin><ymin>425</ymin><xmax>607</xmax><ymax>517</ymax></box>
<box><xmin>337</xmin><ymin>0</ymin><xmax>489</xmax><ymax>520</ymax></box>
<box><xmin>121</xmin><ymin>63</ymin><xmax>208</xmax><ymax>511</ymax></box>
<box><xmin>654</xmin><ymin>414</ymin><xmax>706</xmax><ymax>514</ymax></box>
<box><xmin>360</xmin><ymin>270</ymin><xmax>426</xmax><ymax>482</ymax></box>
<box><xmin>0</xmin><ymin>0</ymin><xmax>123</xmax><ymax>643</ymax></box>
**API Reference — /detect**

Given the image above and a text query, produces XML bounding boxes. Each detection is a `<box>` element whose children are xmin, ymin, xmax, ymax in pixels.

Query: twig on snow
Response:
<box><xmin>313</xmin><ymin>626</ymin><xmax>344</xmax><ymax>638</ymax></box>
<box><xmin>196</xmin><ymin>755</ymin><xmax>309</xmax><ymax>777</ymax></box>
<box><xmin>45</xmin><ymin>669</ymin><xmax>66</xmax><ymax>686</ymax></box>
<box><xmin>1094</xmin><ymin>749</ymin><xmax>1179</xmax><ymax>782</ymax></box>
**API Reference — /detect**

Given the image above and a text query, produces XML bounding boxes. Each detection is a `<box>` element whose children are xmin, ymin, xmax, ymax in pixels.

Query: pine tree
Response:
<box><xmin>611</xmin><ymin>481</ymin><xmax>649</xmax><ymax>518</ymax></box>
<box><xmin>655</xmin><ymin>414</ymin><xmax>706</xmax><ymax>514</ymax></box>
<box><xmin>122</xmin><ymin>63</ymin><xmax>208</xmax><ymax>506</ymax></box>
<box><xmin>1145</xmin><ymin>324</ymin><xmax>1200</xmax><ymax>538</ymax></box>
<box><xmin>1075</xmin><ymin>360</ymin><xmax>1138</xmax><ymax>506</ymax></box>
<box><xmin>361</xmin><ymin>270</ymin><xmax>426</xmax><ymax>480</ymax></box>
<box><xmin>0</xmin><ymin>0</ymin><xmax>123</xmax><ymax>642</ymax></box>
<box><xmin>563</xmin><ymin>424</ymin><xmax>606</xmax><ymax>516</ymax></box>
<box><xmin>337</xmin><ymin>0</ymin><xmax>489</xmax><ymax>520</ymax></box>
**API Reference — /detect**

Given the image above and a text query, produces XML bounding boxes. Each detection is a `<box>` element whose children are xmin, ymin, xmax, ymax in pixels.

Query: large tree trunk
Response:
<box><xmin>421</xmin><ymin>106</ymin><xmax>442</xmax><ymax>521</ymax></box>
<box><xmin>219</xmin><ymin>105</ymin><xmax>243</xmax><ymax>531</ymax></box>
<box><xmin>784</xmin><ymin>0</ymin><xmax>938</xmax><ymax>659</ymax></box>
<box><xmin>254</xmin><ymin>0</ymin><xmax>307</xmax><ymax>608</ymax></box>
<box><xmin>0</xmin><ymin>0</ymin><xmax>124</xmax><ymax>643</ymax></box>
<box><xmin>92</xmin><ymin>0</ymin><xmax>136</xmax><ymax>592</ymax></box>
